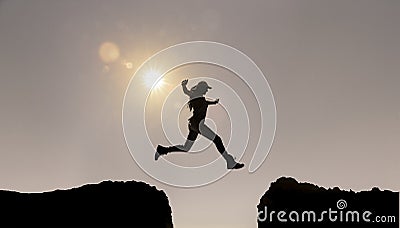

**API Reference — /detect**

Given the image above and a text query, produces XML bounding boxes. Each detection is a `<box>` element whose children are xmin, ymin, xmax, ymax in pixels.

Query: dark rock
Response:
<box><xmin>258</xmin><ymin>177</ymin><xmax>398</xmax><ymax>228</ymax></box>
<box><xmin>0</xmin><ymin>180</ymin><xmax>173</xmax><ymax>228</ymax></box>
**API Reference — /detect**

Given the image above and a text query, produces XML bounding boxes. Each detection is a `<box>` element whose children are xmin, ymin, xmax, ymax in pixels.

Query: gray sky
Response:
<box><xmin>0</xmin><ymin>0</ymin><xmax>399</xmax><ymax>227</ymax></box>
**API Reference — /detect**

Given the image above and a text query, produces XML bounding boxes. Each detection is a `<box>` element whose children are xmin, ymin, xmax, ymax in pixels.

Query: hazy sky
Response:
<box><xmin>0</xmin><ymin>1</ymin><xmax>399</xmax><ymax>227</ymax></box>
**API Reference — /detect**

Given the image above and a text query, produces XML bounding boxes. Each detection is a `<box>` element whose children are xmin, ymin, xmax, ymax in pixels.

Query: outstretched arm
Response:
<box><xmin>207</xmin><ymin>98</ymin><xmax>220</xmax><ymax>105</ymax></box>
<box><xmin>181</xmin><ymin>79</ymin><xmax>191</xmax><ymax>96</ymax></box>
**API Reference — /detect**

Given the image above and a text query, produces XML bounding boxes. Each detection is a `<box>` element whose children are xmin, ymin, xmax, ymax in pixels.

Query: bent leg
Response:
<box><xmin>174</xmin><ymin>128</ymin><xmax>198</xmax><ymax>152</ymax></box>
<box><xmin>175</xmin><ymin>139</ymin><xmax>195</xmax><ymax>152</ymax></box>
<box><xmin>159</xmin><ymin>140</ymin><xmax>194</xmax><ymax>154</ymax></box>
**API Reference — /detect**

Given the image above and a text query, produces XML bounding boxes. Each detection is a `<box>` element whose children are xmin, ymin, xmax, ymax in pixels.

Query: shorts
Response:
<box><xmin>187</xmin><ymin>120</ymin><xmax>200</xmax><ymax>141</ymax></box>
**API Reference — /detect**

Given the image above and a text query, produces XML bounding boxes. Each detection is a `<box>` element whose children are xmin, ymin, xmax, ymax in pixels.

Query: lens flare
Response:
<box><xmin>99</xmin><ymin>42</ymin><xmax>120</xmax><ymax>63</ymax></box>
<box><xmin>144</xmin><ymin>69</ymin><xmax>165</xmax><ymax>91</ymax></box>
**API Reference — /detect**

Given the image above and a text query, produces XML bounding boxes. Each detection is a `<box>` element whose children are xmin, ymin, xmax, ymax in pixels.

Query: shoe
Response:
<box><xmin>155</xmin><ymin>145</ymin><xmax>169</xmax><ymax>161</ymax></box>
<box><xmin>155</xmin><ymin>145</ymin><xmax>164</xmax><ymax>161</ymax></box>
<box><xmin>154</xmin><ymin>151</ymin><xmax>161</xmax><ymax>161</ymax></box>
<box><xmin>155</xmin><ymin>145</ymin><xmax>185</xmax><ymax>161</ymax></box>
<box><xmin>228</xmin><ymin>162</ymin><xmax>245</xmax><ymax>169</ymax></box>
<box><xmin>157</xmin><ymin>145</ymin><xmax>169</xmax><ymax>154</ymax></box>
<box><xmin>222</xmin><ymin>152</ymin><xmax>245</xmax><ymax>170</ymax></box>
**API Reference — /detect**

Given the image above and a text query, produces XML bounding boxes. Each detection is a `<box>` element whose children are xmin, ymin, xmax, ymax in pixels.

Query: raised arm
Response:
<box><xmin>181</xmin><ymin>79</ymin><xmax>191</xmax><ymax>96</ymax></box>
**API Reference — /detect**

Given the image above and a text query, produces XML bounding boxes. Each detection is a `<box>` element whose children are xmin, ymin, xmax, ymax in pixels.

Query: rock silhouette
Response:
<box><xmin>258</xmin><ymin>177</ymin><xmax>398</xmax><ymax>228</ymax></box>
<box><xmin>0</xmin><ymin>180</ymin><xmax>173</xmax><ymax>228</ymax></box>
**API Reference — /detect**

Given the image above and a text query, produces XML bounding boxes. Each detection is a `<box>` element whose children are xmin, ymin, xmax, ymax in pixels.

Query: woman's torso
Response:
<box><xmin>188</xmin><ymin>97</ymin><xmax>208</xmax><ymax>123</ymax></box>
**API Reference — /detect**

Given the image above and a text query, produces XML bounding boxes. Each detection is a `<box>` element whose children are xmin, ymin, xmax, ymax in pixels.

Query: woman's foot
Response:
<box><xmin>154</xmin><ymin>151</ymin><xmax>160</xmax><ymax>161</ymax></box>
<box><xmin>228</xmin><ymin>162</ymin><xmax>245</xmax><ymax>169</ymax></box>
<box><xmin>155</xmin><ymin>145</ymin><xmax>185</xmax><ymax>161</ymax></box>
<box><xmin>155</xmin><ymin>145</ymin><xmax>167</xmax><ymax>161</ymax></box>
<box><xmin>222</xmin><ymin>152</ymin><xmax>245</xmax><ymax>170</ymax></box>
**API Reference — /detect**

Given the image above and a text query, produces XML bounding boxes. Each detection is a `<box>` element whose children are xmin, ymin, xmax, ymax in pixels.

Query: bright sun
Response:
<box><xmin>144</xmin><ymin>69</ymin><xmax>165</xmax><ymax>91</ymax></box>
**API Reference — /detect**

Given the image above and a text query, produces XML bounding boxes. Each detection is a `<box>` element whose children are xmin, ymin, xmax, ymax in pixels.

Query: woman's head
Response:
<box><xmin>190</xmin><ymin>81</ymin><xmax>212</xmax><ymax>97</ymax></box>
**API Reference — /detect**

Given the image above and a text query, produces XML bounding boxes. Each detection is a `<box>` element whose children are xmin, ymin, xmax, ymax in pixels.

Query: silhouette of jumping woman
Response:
<box><xmin>155</xmin><ymin>79</ymin><xmax>244</xmax><ymax>169</ymax></box>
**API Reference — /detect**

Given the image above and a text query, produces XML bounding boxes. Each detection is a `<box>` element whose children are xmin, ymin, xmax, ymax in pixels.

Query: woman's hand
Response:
<box><xmin>181</xmin><ymin>79</ymin><xmax>188</xmax><ymax>86</ymax></box>
<box><xmin>215</xmin><ymin>98</ymin><xmax>220</xmax><ymax>104</ymax></box>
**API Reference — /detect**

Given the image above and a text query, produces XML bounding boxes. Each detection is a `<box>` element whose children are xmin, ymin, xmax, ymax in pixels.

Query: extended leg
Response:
<box><xmin>198</xmin><ymin>121</ymin><xmax>244</xmax><ymax>169</ymax></box>
<box><xmin>155</xmin><ymin>140</ymin><xmax>194</xmax><ymax>161</ymax></box>
<box><xmin>155</xmin><ymin>130</ymin><xmax>198</xmax><ymax>161</ymax></box>
<box><xmin>165</xmin><ymin>139</ymin><xmax>195</xmax><ymax>152</ymax></box>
